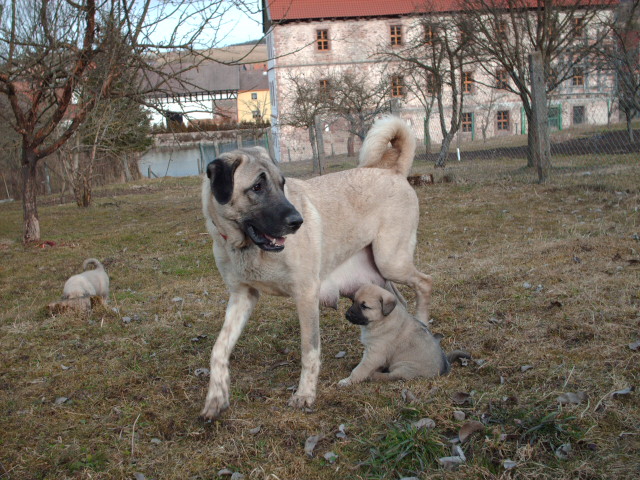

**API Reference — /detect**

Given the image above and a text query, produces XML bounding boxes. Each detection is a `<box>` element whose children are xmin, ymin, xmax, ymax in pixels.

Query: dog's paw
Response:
<box><xmin>200</xmin><ymin>374</ymin><xmax>230</xmax><ymax>420</ymax></box>
<box><xmin>288</xmin><ymin>393</ymin><xmax>315</xmax><ymax>409</ymax></box>
<box><xmin>337</xmin><ymin>378</ymin><xmax>352</xmax><ymax>388</ymax></box>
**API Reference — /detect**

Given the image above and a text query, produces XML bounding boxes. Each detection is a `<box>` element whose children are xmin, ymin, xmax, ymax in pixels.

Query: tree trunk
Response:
<box><xmin>626</xmin><ymin>109</ymin><xmax>634</xmax><ymax>142</ymax></box>
<box><xmin>347</xmin><ymin>134</ymin><xmax>355</xmax><ymax>157</ymax></box>
<box><xmin>21</xmin><ymin>151</ymin><xmax>40</xmax><ymax>243</ymax></box>
<box><xmin>309</xmin><ymin>127</ymin><xmax>319</xmax><ymax>175</ymax></box>
<box><xmin>528</xmin><ymin>52</ymin><xmax>551</xmax><ymax>183</ymax></box>
<box><xmin>314</xmin><ymin>116</ymin><xmax>325</xmax><ymax>176</ymax></box>
<box><xmin>435</xmin><ymin>132</ymin><xmax>455</xmax><ymax>168</ymax></box>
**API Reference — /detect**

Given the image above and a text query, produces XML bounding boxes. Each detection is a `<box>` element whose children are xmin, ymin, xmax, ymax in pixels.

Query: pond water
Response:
<box><xmin>139</xmin><ymin>137</ymin><xmax>268</xmax><ymax>178</ymax></box>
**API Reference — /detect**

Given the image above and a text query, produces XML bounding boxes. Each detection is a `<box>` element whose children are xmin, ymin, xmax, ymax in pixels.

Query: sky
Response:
<box><xmin>217</xmin><ymin>1</ymin><xmax>264</xmax><ymax>46</ymax></box>
<box><xmin>147</xmin><ymin>1</ymin><xmax>265</xmax><ymax>48</ymax></box>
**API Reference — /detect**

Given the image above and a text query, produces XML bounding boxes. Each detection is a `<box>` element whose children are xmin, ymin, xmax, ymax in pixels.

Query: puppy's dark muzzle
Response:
<box><xmin>345</xmin><ymin>307</ymin><xmax>369</xmax><ymax>326</ymax></box>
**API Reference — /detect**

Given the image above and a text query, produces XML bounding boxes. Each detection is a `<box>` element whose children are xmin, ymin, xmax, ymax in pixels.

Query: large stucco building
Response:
<box><xmin>263</xmin><ymin>0</ymin><xmax>621</xmax><ymax>162</ymax></box>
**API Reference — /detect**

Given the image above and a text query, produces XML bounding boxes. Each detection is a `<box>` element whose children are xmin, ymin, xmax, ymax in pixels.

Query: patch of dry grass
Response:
<box><xmin>0</xmin><ymin>157</ymin><xmax>638</xmax><ymax>479</ymax></box>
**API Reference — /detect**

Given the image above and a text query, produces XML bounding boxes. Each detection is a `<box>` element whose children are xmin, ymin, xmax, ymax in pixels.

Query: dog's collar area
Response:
<box><xmin>220</xmin><ymin>232</ymin><xmax>228</xmax><ymax>240</ymax></box>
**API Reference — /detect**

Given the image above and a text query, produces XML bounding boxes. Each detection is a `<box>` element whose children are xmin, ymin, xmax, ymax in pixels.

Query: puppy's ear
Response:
<box><xmin>206</xmin><ymin>158</ymin><xmax>241</xmax><ymax>205</ymax></box>
<box><xmin>380</xmin><ymin>290</ymin><xmax>397</xmax><ymax>316</ymax></box>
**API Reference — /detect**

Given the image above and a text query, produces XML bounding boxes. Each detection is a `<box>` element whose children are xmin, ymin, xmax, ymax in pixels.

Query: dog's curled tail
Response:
<box><xmin>83</xmin><ymin>258</ymin><xmax>104</xmax><ymax>271</ymax></box>
<box><xmin>358</xmin><ymin>116</ymin><xmax>416</xmax><ymax>177</ymax></box>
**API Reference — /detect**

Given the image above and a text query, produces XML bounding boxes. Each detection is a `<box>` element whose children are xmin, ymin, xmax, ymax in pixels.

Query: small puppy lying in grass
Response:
<box><xmin>46</xmin><ymin>259</ymin><xmax>109</xmax><ymax>315</ymax></box>
<box><xmin>338</xmin><ymin>284</ymin><xmax>469</xmax><ymax>386</ymax></box>
<box><xmin>63</xmin><ymin>258</ymin><xmax>109</xmax><ymax>300</ymax></box>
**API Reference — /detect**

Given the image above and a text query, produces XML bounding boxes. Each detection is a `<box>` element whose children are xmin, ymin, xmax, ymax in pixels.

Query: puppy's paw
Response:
<box><xmin>337</xmin><ymin>378</ymin><xmax>352</xmax><ymax>388</ymax></box>
<box><xmin>288</xmin><ymin>393</ymin><xmax>315</xmax><ymax>409</ymax></box>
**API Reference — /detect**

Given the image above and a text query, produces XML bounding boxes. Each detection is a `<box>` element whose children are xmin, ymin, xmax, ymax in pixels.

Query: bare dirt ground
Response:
<box><xmin>0</xmin><ymin>155</ymin><xmax>638</xmax><ymax>479</ymax></box>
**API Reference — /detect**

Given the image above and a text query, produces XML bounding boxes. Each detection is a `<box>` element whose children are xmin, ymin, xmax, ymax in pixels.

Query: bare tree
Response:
<box><xmin>596</xmin><ymin>0</ymin><xmax>640</xmax><ymax>140</ymax></box>
<box><xmin>460</xmin><ymin>0</ymin><xmax>614</xmax><ymax>167</ymax></box>
<box><xmin>0</xmin><ymin>0</ymin><xmax>251</xmax><ymax>242</ymax></box>
<box><xmin>383</xmin><ymin>12</ymin><xmax>471</xmax><ymax>167</ymax></box>
<box><xmin>328</xmin><ymin>69</ymin><xmax>393</xmax><ymax>155</ymax></box>
<box><xmin>278</xmin><ymin>71</ymin><xmax>329</xmax><ymax>174</ymax></box>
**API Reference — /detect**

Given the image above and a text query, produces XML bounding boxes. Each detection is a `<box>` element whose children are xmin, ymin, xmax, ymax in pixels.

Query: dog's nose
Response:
<box><xmin>285</xmin><ymin>212</ymin><xmax>303</xmax><ymax>231</ymax></box>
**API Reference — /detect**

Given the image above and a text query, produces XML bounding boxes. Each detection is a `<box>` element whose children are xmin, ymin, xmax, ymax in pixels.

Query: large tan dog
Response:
<box><xmin>200</xmin><ymin>116</ymin><xmax>432</xmax><ymax>419</ymax></box>
<box><xmin>338</xmin><ymin>284</ymin><xmax>469</xmax><ymax>386</ymax></box>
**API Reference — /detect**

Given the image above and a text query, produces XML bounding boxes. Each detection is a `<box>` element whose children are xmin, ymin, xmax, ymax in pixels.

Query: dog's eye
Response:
<box><xmin>252</xmin><ymin>182</ymin><xmax>262</xmax><ymax>192</ymax></box>
<box><xmin>360</xmin><ymin>302</ymin><xmax>369</xmax><ymax>310</ymax></box>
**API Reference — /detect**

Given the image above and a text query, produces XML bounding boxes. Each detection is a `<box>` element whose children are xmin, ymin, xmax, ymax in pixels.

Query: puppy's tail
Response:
<box><xmin>83</xmin><ymin>258</ymin><xmax>104</xmax><ymax>271</ymax></box>
<box><xmin>358</xmin><ymin>116</ymin><xmax>416</xmax><ymax>177</ymax></box>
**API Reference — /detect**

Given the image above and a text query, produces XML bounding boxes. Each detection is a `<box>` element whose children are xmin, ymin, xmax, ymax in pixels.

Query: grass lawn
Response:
<box><xmin>0</xmin><ymin>155</ymin><xmax>638</xmax><ymax>479</ymax></box>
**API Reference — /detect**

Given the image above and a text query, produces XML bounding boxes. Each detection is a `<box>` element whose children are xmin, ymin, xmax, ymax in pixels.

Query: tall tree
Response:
<box><xmin>383</xmin><ymin>13</ymin><xmax>471</xmax><ymax>167</ymax></box>
<box><xmin>596</xmin><ymin>0</ymin><xmax>640</xmax><ymax>140</ymax></box>
<box><xmin>460</xmin><ymin>0</ymin><xmax>614</xmax><ymax>167</ymax></box>
<box><xmin>0</xmin><ymin>0</ymin><xmax>250</xmax><ymax>242</ymax></box>
<box><xmin>278</xmin><ymin>70</ymin><xmax>329</xmax><ymax>174</ymax></box>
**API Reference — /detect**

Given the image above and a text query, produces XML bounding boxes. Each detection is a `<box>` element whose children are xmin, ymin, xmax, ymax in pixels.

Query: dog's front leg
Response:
<box><xmin>201</xmin><ymin>286</ymin><xmax>259</xmax><ymax>419</ymax></box>
<box><xmin>338</xmin><ymin>354</ymin><xmax>380</xmax><ymax>387</ymax></box>
<box><xmin>289</xmin><ymin>291</ymin><xmax>321</xmax><ymax>409</ymax></box>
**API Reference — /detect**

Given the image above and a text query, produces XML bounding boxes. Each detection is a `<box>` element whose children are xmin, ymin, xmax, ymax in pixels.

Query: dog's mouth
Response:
<box><xmin>246</xmin><ymin>224</ymin><xmax>287</xmax><ymax>252</ymax></box>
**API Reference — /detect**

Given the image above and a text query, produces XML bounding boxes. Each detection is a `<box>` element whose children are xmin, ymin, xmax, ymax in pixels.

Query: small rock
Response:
<box><xmin>402</xmin><ymin>388</ymin><xmax>418</xmax><ymax>403</ymax></box>
<box><xmin>336</xmin><ymin>424</ymin><xmax>347</xmax><ymax>439</ymax></box>
<box><xmin>122</xmin><ymin>316</ymin><xmax>132</xmax><ymax>324</ymax></box>
<box><xmin>61</xmin><ymin>364</ymin><xmax>71</xmax><ymax>370</ymax></box>
<box><xmin>248</xmin><ymin>426</ymin><xmax>261</xmax><ymax>435</ymax></box>
<box><xmin>194</xmin><ymin>368</ymin><xmax>210</xmax><ymax>377</ymax></box>
<box><xmin>230</xmin><ymin>473</ymin><xmax>244</xmax><ymax>480</ymax></box>
<box><xmin>172</xmin><ymin>297</ymin><xmax>184</xmax><ymax>303</ymax></box>
<box><xmin>323</xmin><ymin>451</ymin><xmax>338</xmax><ymax>464</ymax></box>
<box><xmin>628</xmin><ymin>340</ymin><xmax>640</xmax><ymax>351</ymax></box>
<box><xmin>535</xmin><ymin>284</ymin><xmax>544</xmax><ymax>293</ymax></box>
<box><xmin>557</xmin><ymin>391</ymin><xmax>587</xmax><ymax>405</ymax></box>
<box><xmin>304</xmin><ymin>434</ymin><xmax>322</xmax><ymax>457</ymax></box>
<box><xmin>413</xmin><ymin>418</ymin><xmax>436</xmax><ymax>429</ymax></box>
<box><xmin>217</xmin><ymin>468</ymin><xmax>233</xmax><ymax>477</ymax></box>
<box><xmin>611</xmin><ymin>386</ymin><xmax>634</xmax><ymax>398</ymax></box>
<box><xmin>451</xmin><ymin>391</ymin><xmax>472</xmax><ymax>405</ymax></box>
<box><xmin>453</xmin><ymin>411</ymin><xmax>466</xmax><ymax>421</ymax></box>
<box><xmin>520</xmin><ymin>365</ymin><xmax>533</xmax><ymax>372</ymax></box>
<box><xmin>150</xmin><ymin>438</ymin><xmax>161</xmax><ymax>445</ymax></box>
<box><xmin>335</xmin><ymin>351</ymin><xmax>346</xmax><ymax>358</ymax></box>
<box><xmin>522</xmin><ymin>282</ymin><xmax>532</xmax><ymax>289</ymax></box>
<box><xmin>503</xmin><ymin>459</ymin><xmax>517</xmax><ymax>470</ymax></box>
<box><xmin>133</xmin><ymin>473</ymin><xmax>146</xmax><ymax>480</ymax></box>
<box><xmin>54</xmin><ymin>397</ymin><xmax>69</xmax><ymax>405</ymax></box>
<box><xmin>555</xmin><ymin>443</ymin><xmax>572</xmax><ymax>460</ymax></box>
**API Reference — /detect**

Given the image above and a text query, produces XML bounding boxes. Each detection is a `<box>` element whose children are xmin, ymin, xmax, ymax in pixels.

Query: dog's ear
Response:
<box><xmin>380</xmin><ymin>290</ymin><xmax>397</xmax><ymax>316</ymax></box>
<box><xmin>206</xmin><ymin>158</ymin><xmax>241</xmax><ymax>205</ymax></box>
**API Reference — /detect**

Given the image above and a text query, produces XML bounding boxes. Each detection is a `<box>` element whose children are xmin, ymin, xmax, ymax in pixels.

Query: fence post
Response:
<box><xmin>528</xmin><ymin>51</ymin><xmax>551</xmax><ymax>184</ymax></box>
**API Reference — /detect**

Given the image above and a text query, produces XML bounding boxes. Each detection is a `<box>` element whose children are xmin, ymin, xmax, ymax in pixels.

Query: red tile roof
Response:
<box><xmin>265</xmin><ymin>0</ymin><xmax>618</xmax><ymax>22</ymax></box>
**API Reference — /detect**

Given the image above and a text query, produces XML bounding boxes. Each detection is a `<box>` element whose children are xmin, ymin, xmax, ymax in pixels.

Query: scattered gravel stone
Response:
<box><xmin>520</xmin><ymin>365</ymin><xmax>533</xmax><ymax>372</ymax></box>
<box><xmin>54</xmin><ymin>397</ymin><xmax>69</xmax><ymax>405</ymax></box>
<box><xmin>217</xmin><ymin>468</ymin><xmax>233</xmax><ymax>476</ymax></box>
<box><xmin>230</xmin><ymin>473</ymin><xmax>244</xmax><ymax>480</ymax></box>
<box><xmin>453</xmin><ymin>411</ymin><xmax>466</xmax><ymax>421</ymax></box>
<box><xmin>522</xmin><ymin>282</ymin><xmax>532</xmax><ymax>289</ymax></box>
<box><xmin>122</xmin><ymin>316</ymin><xmax>132</xmax><ymax>324</ymax></box>
<box><xmin>248</xmin><ymin>426</ymin><xmax>261</xmax><ymax>435</ymax></box>
<box><xmin>172</xmin><ymin>297</ymin><xmax>184</xmax><ymax>303</ymax></box>
<box><xmin>194</xmin><ymin>368</ymin><xmax>210</xmax><ymax>377</ymax></box>
<box><xmin>628</xmin><ymin>340</ymin><xmax>640</xmax><ymax>351</ymax></box>
<box><xmin>555</xmin><ymin>443</ymin><xmax>572</xmax><ymax>460</ymax></box>
<box><xmin>335</xmin><ymin>424</ymin><xmax>347</xmax><ymax>439</ymax></box>
<box><xmin>335</xmin><ymin>351</ymin><xmax>346</xmax><ymax>358</ymax></box>
<box><xmin>402</xmin><ymin>388</ymin><xmax>418</xmax><ymax>403</ymax></box>
<box><xmin>503</xmin><ymin>459</ymin><xmax>517</xmax><ymax>470</ymax></box>
<box><xmin>150</xmin><ymin>438</ymin><xmax>161</xmax><ymax>445</ymax></box>
<box><xmin>133</xmin><ymin>473</ymin><xmax>146</xmax><ymax>480</ymax></box>
<box><xmin>304</xmin><ymin>435</ymin><xmax>322</xmax><ymax>457</ymax></box>
<box><xmin>557</xmin><ymin>392</ymin><xmax>587</xmax><ymax>405</ymax></box>
<box><xmin>323</xmin><ymin>451</ymin><xmax>338</xmax><ymax>464</ymax></box>
<box><xmin>413</xmin><ymin>418</ymin><xmax>436</xmax><ymax>429</ymax></box>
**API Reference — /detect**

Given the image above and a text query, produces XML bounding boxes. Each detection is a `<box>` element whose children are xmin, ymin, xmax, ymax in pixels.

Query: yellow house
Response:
<box><xmin>238</xmin><ymin>68</ymin><xmax>270</xmax><ymax>123</ymax></box>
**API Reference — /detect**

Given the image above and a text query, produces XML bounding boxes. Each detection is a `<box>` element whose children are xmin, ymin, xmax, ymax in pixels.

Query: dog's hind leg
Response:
<box><xmin>288</xmin><ymin>289</ymin><xmax>321</xmax><ymax>409</ymax></box>
<box><xmin>373</xmin><ymin>246</ymin><xmax>432</xmax><ymax>324</ymax></box>
<box><xmin>202</xmin><ymin>286</ymin><xmax>259</xmax><ymax>420</ymax></box>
